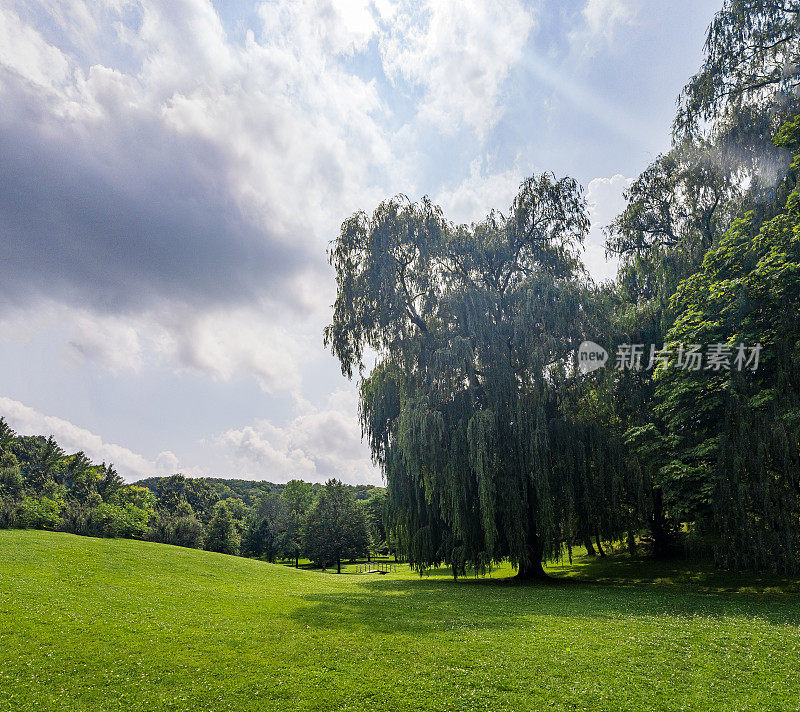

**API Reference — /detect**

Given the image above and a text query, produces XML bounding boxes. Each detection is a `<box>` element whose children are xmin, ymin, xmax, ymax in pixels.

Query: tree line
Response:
<box><xmin>325</xmin><ymin>0</ymin><xmax>800</xmax><ymax>577</ymax></box>
<box><xmin>0</xmin><ymin>423</ymin><xmax>388</xmax><ymax>571</ymax></box>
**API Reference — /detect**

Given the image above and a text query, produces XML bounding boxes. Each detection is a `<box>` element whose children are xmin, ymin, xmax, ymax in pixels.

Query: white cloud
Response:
<box><xmin>584</xmin><ymin>174</ymin><xmax>632</xmax><ymax>283</ymax></box>
<box><xmin>59</xmin><ymin>302</ymin><xmax>314</xmax><ymax>393</ymax></box>
<box><xmin>0</xmin><ymin>396</ymin><xmax>179</xmax><ymax>481</ymax></box>
<box><xmin>0</xmin><ymin>0</ymin><xmax>395</xmax><ymax>389</ymax></box>
<box><xmin>570</xmin><ymin>0</ymin><xmax>640</xmax><ymax>53</ymax></box>
<box><xmin>379</xmin><ymin>0</ymin><xmax>535</xmax><ymax>136</ymax></box>
<box><xmin>0</xmin><ymin>7</ymin><xmax>71</xmax><ymax>90</ymax></box>
<box><xmin>67</xmin><ymin>312</ymin><xmax>145</xmax><ymax>374</ymax></box>
<box><xmin>217</xmin><ymin>389</ymin><xmax>379</xmax><ymax>484</ymax></box>
<box><xmin>434</xmin><ymin>159</ymin><xmax>524</xmax><ymax>224</ymax></box>
<box><xmin>161</xmin><ymin>305</ymin><xmax>312</xmax><ymax>394</ymax></box>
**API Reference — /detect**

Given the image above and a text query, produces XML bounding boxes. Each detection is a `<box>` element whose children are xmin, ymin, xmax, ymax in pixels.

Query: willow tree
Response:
<box><xmin>675</xmin><ymin>0</ymin><xmax>799</xmax><ymax>206</ymax></box>
<box><xmin>611</xmin><ymin>0</ymin><xmax>800</xmax><ymax>310</ymax></box>
<box><xmin>325</xmin><ymin>175</ymin><xmax>631</xmax><ymax>578</ymax></box>
<box><xmin>601</xmin><ymin>1</ymin><xmax>800</xmax><ymax>559</ymax></box>
<box><xmin>675</xmin><ymin>0</ymin><xmax>800</xmax><ymax>140</ymax></box>
<box><xmin>652</xmin><ymin>118</ymin><xmax>800</xmax><ymax>573</ymax></box>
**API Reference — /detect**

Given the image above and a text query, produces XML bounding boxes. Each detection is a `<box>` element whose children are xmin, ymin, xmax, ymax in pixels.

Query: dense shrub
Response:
<box><xmin>89</xmin><ymin>503</ymin><xmax>151</xmax><ymax>538</ymax></box>
<box><xmin>20</xmin><ymin>496</ymin><xmax>63</xmax><ymax>530</ymax></box>
<box><xmin>168</xmin><ymin>514</ymin><xmax>205</xmax><ymax>548</ymax></box>
<box><xmin>204</xmin><ymin>501</ymin><xmax>240</xmax><ymax>555</ymax></box>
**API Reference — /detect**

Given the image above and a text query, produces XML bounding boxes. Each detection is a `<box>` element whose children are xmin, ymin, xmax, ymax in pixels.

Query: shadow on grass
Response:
<box><xmin>551</xmin><ymin>552</ymin><xmax>800</xmax><ymax>594</ymax></box>
<box><xmin>288</xmin><ymin>555</ymin><xmax>800</xmax><ymax>635</ymax></box>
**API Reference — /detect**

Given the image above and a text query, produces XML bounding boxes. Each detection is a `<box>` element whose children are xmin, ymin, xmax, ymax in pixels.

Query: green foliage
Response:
<box><xmin>204</xmin><ymin>501</ymin><xmax>240</xmax><ymax>555</ymax></box>
<box><xmin>168</xmin><ymin>501</ymin><xmax>205</xmax><ymax>548</ymax></box>
<box><xmin>303</xmin><ymin>479</ymin><xmax>369</xmax><ymax>571</ymax></box>
<box><xmin>19</xmin><ymin>496</ymin><xmax>63</xmax><ymax>530</ymax></box>
<box><xmin>96</xmin><ymin>463</ymin><xmax>124</xmax><ymax>502</ymax></box>
<box><xmin>654</xmin><ymin>136</ymin><xmax>800</xmax><ymax>572</ymax></box>
<box><xmin>116</xmin><ymin>485</ymin><xmax>156</xmax><ymax>510</ymax></box>
<box><xmin>359</xmin><ymin>490</ymin><xmax>388</xmax><ymax>555</ymax></box>
<box><xmin>280</xmin><ymin>479</ymin><xmax>314</xmax><ymax>516</ymax></box>
<box><xmin>88</xmin><ymin>502</ymin><xmax>151</xmax><ymax>539</ymax></box>
<box><xmin>148</xmin><ymin>498</ymin><xmax>204</xmax><ymax>549</ymax></box>
<box><xmin>598</xmin><ymin>2</ymin><xmax>800</xmax><ymax>571</ymax></box>
<box><xmin>0</xmin><ymin>451</ymin><xmax>23</xmax><ymax>500</ymax></box>
<box><xmin>139</xmin><ymin>474</ymin><xmax>222</xmax><ymax>523</ymax></box>
<box><xmin>606</xmin><ymin>139</ymin><xmax>742</xmax><ymax>308</ymax></box>
<box><xmin>327</xmin><ymin>174</ymin><xmax>634</xmax><ymax>576</ymax></box>
<box><xmin>242</xmin><ymin>493</ymin><xmax>289</xmax><ymax>561</ymax></box>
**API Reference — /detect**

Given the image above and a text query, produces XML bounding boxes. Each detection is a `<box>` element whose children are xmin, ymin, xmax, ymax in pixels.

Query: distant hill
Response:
<box><xmin>136</xmin><ymin>475</ymin><xmax>384</xmax><ymax>507</ymax></box>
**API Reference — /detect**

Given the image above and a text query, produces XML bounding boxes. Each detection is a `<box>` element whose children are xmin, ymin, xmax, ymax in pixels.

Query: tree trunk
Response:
<box><xmin>295</xmin><ymin>555</ymin><xmax>299</xmax><ymax>568</ymax></box>
<box><xmin>516</xmin><ymin>535</ymin><xmax>549</xmax><ymax>581</ymax></box>
<box><xmin>594</xmin><ymin>529</ymin><xmax>606</xmax><ymax>557</ymax></box>
<box><xmin>582</xmin><ymin>533</ymin><xmax>596</xmax><ymax>556</ymax></box>
<box><xmin>337</xmin><ymin>558</ymin><xmax>341</xmax><ymax>574</ymax></box>
<box><xmin>650</xmin><ymin>487</ymin><xmax>669</xmax><ymax>558</ymax></box>
<box><xmin>627</xmin><ymin>529</ymin><xmax>636</xmax><ymax>556</ymax></box>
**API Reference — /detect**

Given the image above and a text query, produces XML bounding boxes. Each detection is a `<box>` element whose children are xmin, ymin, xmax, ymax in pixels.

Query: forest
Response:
<box><xmin>0</xmin><ymin>422</ymin><xmax>386</xmax><ymax>571</ymax></box>
<box><xmin>3</xmin><ymin>0</ymin><xmax>800</xmax><ymax>580</ymax></box>
<box><xmin>324</xmin><ymin>0</ymin><xmax>800</xmax><ymax>577</ymax></box>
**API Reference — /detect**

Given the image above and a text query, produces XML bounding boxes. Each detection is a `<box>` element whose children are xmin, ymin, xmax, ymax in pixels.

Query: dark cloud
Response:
<box><xmin>0</xmin><ymin>70</ymin><xmax>317</xmax><ymax>316</ymax></box>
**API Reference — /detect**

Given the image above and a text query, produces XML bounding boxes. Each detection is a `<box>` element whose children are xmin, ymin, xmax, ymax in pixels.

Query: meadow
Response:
<box><xmin>1</xmin><ymin>529</ymin><xmax>799</xmax><ymax>711</ymax></box>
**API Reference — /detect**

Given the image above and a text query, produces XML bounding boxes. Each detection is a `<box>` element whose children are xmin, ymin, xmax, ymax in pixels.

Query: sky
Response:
<box><xmin>0</xmin><ymin>0</ymin><xmax>722</xmax><ymax>484</ymax></box>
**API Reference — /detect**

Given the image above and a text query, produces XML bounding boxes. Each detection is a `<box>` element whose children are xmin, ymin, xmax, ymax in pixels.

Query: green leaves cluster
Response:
<box><xmin>327</xmin><ymin>174</ymin><xmax>634</xmax><ymax>577</ymax></box>
<box><xmin>302</xmin><ymin>479</ymin><xmax>369</xmax><ymax>572</ymax></box>
<box><xmin>326</xmin><ymin>1</ymin><xmax>800</xmax><ymax>576</ymax></box>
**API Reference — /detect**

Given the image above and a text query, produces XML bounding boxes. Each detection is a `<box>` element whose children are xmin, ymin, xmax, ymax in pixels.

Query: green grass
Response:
<box><xmin>1</xmin><ymin>531</ymin><xmax>799</xmax><ymax>711</ymax></box>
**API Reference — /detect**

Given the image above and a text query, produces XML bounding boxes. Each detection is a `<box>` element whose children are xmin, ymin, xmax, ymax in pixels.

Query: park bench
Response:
<box><xmin>356</xmin><ymin>562</ymin><xmax>397</xmax><ymax>574</ymax></box>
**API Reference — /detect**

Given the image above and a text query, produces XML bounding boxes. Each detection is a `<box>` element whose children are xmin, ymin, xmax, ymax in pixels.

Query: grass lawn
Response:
<box><xmin>1</xmin><ymin>530</ymin><xmax>799</xmax><ymax>711</ymax></box>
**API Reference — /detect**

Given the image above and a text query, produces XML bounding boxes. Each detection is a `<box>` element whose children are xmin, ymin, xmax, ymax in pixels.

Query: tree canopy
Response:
<box><xmin>303</xmin><ymin>479</ymin><xmax>369</xmax><ymax>573</ymax></box>
<box><xmin>327</xmin><ymin>175</ymin><xmax>637</xmax><ymax>577</ymax></box>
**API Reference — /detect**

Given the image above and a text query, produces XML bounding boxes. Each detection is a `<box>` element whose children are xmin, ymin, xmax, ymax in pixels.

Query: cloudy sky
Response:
<box><xmin>0</xmin><ymin>0</ymin><xmax>720</xmax><ymax>484</ymax></box>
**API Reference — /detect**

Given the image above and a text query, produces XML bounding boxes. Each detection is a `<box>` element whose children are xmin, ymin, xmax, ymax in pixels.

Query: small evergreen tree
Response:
<box><xmin>169</xmin><ymin>499</ymin><xmax>204</xmax><ymax>549</ymax></box>
<box><xmin>242</xmin><ymin>493</ymin><xmax>289</xmax><ymax>561</ymax></box>
<box><xmin>303</xmin><ymin>479</ymin><xmax>369</xmax><ymax>573</ymax></box>
<box><xmin>204</xmin><ymin>501</ymin><xmax>240</xmax><ymax>555</ymax></box>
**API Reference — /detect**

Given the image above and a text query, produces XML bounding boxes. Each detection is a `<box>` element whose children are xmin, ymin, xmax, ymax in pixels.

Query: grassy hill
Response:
<box><xmin>1</xmin><ymin>530</ymin><xmax>799</xmax><ymax>711</ymax></box>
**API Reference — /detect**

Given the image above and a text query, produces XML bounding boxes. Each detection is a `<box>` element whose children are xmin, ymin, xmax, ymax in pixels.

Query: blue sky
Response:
<box><xmin>0</xmin><ymin>0</ymin><xmax>720</xmax><ymax>483</ymax></box>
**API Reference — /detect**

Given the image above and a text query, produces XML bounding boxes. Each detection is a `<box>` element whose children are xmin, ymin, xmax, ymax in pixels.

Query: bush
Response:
<box><xmin>60</xmin><ymin>502</ymin><xmax>93</xmax><ymax>536</ymax></box>
<box><xmin>20</xmin><ymin>496</ymin><xmax>63</xmax><ymax>530</ymax></box>
<box><xmin>148</xmin><ymin>500</ymin><xmax>205</xmax><ymax>549</ymax></box>
<box><xmin>89</xmin><ymin>503</ymin><xmax>151</xmax><ymax>538</ymax></box>
<box><xmin>169</xmin><ymin>515</ymin><xmax>204</xmax><ymax>548</ymax></box>
<box><xmin>0</xmin><ymin>497</ymin><xmax>20</xmax><ymax>529</ymax></box>
<box><xmin>204</xmin><ymin>501</ymin><xmax>240</xmax><ymax>555</ymax></box>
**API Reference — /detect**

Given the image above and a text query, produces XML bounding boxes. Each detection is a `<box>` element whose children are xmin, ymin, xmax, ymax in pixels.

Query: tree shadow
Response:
<box><xmin>288</xmin><ymin>558</ymin><xmax>800</xmax><ymax>635</ymax></box>
<box><xmin>550</xmin><ymin>552</ymin><xmax>800</xmax><ymax>593</ymax></box>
